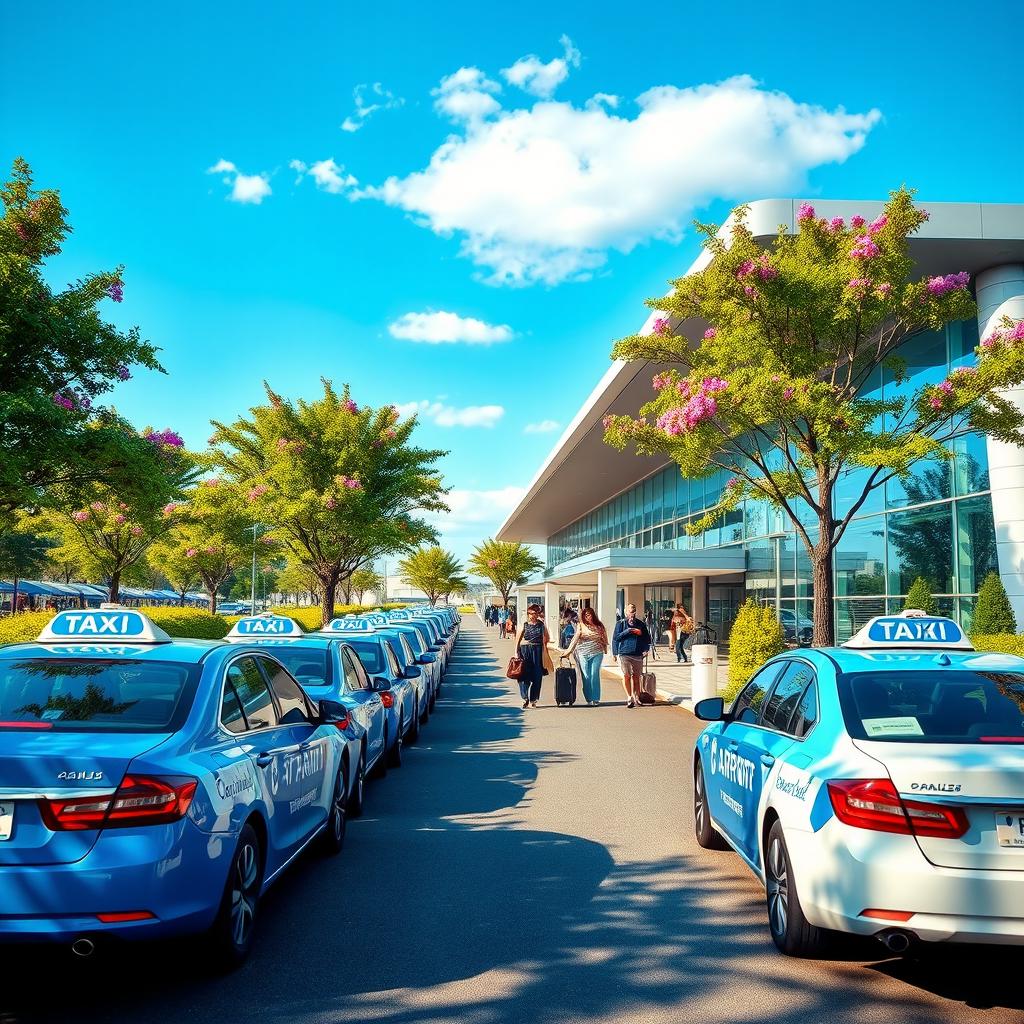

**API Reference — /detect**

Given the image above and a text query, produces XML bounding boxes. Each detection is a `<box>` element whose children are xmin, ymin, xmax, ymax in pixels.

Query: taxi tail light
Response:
<box><xmin>380</xmin><ymin>691</ymin><xmax>395</xmax><ymax>709</ymax></box>
<box><xmin>331</xmin><ymin>711</ymin><xmax>352</xmax><ymax>732</ymax></box>
<box><xmin>827</xmin><ymin>779</ymin><xmax>968</xmax><ymax>840</ymax></box>
<box><xmin>40</xmin><ymin>775</ymin><xmax>197</xmax><ymax>831</ymax></box>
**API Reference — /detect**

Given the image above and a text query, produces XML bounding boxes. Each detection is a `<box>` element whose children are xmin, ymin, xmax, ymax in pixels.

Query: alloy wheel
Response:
<box><xmin>766</xmin><ymin>835</ymin><xmax>789</xmax><ymax>938</ymax></box>
<box><xmin>231</xmin><ymin>839</ymin><xmax>259</xmax><ymax>947</ymax></box>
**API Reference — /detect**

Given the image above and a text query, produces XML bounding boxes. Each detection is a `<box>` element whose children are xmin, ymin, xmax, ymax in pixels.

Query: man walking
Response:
<box><xmin>612</xmin><ymin>603</ymin><xmax>651</xmax><ymax>708</ymax></box>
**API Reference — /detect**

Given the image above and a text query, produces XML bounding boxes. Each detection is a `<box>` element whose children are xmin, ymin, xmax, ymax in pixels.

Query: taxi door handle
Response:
<box><xmin>760</xmin><ymin>754</ymin><xmax>775</xmax><ymax>768</ymax></box>
<box><xmin>255</xmin><ymin>753</ymin><xmax>274</xmax><ymax>768</ymax></box>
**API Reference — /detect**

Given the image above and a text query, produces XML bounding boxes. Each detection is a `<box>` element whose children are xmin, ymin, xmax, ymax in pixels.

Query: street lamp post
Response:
<box><xmin>251</xmin><ymin>524</ymin><xmax>259</xmax><ymax>612</ymax></box>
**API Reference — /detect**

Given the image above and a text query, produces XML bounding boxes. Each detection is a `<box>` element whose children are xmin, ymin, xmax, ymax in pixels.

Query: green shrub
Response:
<box><xmin>904</xmin><ymin>577</ymin><xmax>937</xmax><ymax>616</ymax></box>
<box><xmin>724</xmin><ymin>599</ymin><xmax>786</xmax><ymax>703</ymax></box>
<box><xmin>973</xmin><ymin>572</ymin><xmax>1017</xmax><ymax>635</ymax></box>
<box><xmin>972</xmin><ymin>634</ymin><xmax>1024</xmax><ymax>658</ymax></box>
<box><xmin>0</xmin><ymin>610</ymin><xmax>54</xmax><ymax>646</ymax></box>
<box><xmin>136</xmin><ymin>606</ymin><xmax>229</xmax><ymax>640</ymax></box>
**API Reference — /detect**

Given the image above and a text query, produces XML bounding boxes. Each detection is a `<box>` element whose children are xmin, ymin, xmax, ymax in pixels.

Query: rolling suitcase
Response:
<box><xmin>554</xmin><ymin>657</ymin><xmax>577</xmax><ymax>706</ymax></box>
<box><xmin>638</xmin><ymin>657</ymin><xmax>657</xmax><ymax>705</ymax></box>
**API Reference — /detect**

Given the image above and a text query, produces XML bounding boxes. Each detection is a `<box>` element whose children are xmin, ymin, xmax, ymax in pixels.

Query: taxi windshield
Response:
<box><xmin>348</xmin><ymin>641</ymin><xmax>386</xmax><ymax>675</ymax></box>
<box><xmin>262</xmin><ymin>648</ymin><xmax>330</xmax><ymax>689</ymax></box>
<box><xmin>838</xmin><ymin>670</ymin><xmax>1024</xmax><ymax>744</ymax></box>
<box><xmin>0</xmin><ymin>659</ymin><xmax>197</xmax><ymax>732</ymax></box>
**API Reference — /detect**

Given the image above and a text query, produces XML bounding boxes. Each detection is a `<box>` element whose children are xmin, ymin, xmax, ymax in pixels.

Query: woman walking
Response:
<box><xmin>561</xmin><ymin>606</ymin><xmax>609</xmax><ymax>706</ymax></box>
<box><xmin>612</xmin><ymin>603</ymin><xmax>651</xmax><ymax>708</ymax></box>
<box><xmin>514</xmin><ymin>604</ymin><xmax>550</xmax><ymax>708</ymax></box>
<box><xmin>670</xmin><ymin>604</ymin><xmax>694</xmax><ymax>663</ymax></box>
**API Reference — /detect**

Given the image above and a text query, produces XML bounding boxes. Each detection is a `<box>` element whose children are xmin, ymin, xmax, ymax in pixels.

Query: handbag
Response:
<box><xmin>506</xmin><ymin>656</ymin><xmax>524</xmax><ymax>679</ymax></box>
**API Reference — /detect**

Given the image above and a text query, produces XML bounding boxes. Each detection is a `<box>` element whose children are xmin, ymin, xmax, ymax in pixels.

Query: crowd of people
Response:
<box><xmin>483</xmin><ymin>599</ymin><xmax>697</xmax><ymax>710</ymax></box>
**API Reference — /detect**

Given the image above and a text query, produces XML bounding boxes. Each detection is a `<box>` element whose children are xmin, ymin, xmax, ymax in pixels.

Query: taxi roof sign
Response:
<box><xmin>321</xmin><ymin>616</ymin><xmax>376</xmax><ymax>635</ymax></box>
<box><xmin>388</xmin><ymin>610</ymin><xmax>412</xmax><ymax>621</ymax></box>
<box><xmin>843</xmin><ymin>612</ymin><xmax>973</xmax><ymax>651</ymax></box>
<box><xmin>365</xmin><ymin>612</ymin><xmax>390</xmax><ymax>627</ymax></box>
<box><xmin>227</xmin><ymin>614</ymin><xmax>304</xmax><ymax>639</ymax></box>
<box><xmin>38</xmin><ymin>608</ymin><xmax>172</xmax><ymax>644</ymax></box>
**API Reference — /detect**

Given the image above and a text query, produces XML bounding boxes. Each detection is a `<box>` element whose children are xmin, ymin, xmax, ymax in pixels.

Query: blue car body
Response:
<box><xmin>0</xmin><ymin>609</ymin><xmax>352</xmax><ymax>948</ymax></box>
<box><xmin>384</xmin><ymin>621</ymin><xmax>442</xmax><ymax>705</ymax></box>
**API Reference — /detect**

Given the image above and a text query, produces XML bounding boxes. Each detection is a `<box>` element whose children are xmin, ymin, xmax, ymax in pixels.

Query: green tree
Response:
<box><xmin>605</xmin><ymin>189</ymin><xmax>1024</xmax><ymax>645</ymax></box>
<box><xmin>0</xmin><ymin>525</ymin><xmax>53</xmax><ymax>611</ymax></box>
<box><xmin>0</xmin><ymin>158</ymin><xmax>165</xmax><ymax>527</ymax></box>
<box><xmin>399</xmin><ymin>547</ymin><xmax>465</xmax><ymax>607</ymax></box>
<box><xmin>211</xmin><ymin>381</ymin><xmax>448</xmax><ymax>625</ymax></box>
<box><xmin>726</xmin><ymin>600</ymin><xmax>786</xmax><ymax>701</ymax></box>
<box><xmin>147</xmin><ymin>537</ymin><xmax>200</xmax><ymax>605</ymax></box>
<box><xmin>273</xmin><ymin>557</ymin><xmax>320</xmax><ymax>605</ymax></box>
<box><xmin>350</xmin><ymin>566</ymin><xmax>385</xmax><ymax>605</ymax></box>
<box><xmin>974</xmin><ymin>571</ymin><xmax>1017</xmax><ymax>635</ymax></box>
<box><xmin>468</xmin><ymin>539</ymin><xmax>543</xmax><ymax>609</ymax></box>
<box><xmin>904</xmin><ymin>577</ymin><xmax>938</xmax><ymax>616</ymax></box>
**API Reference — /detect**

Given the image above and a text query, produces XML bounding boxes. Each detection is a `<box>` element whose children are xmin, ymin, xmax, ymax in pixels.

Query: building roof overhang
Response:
<box><xmin>498</xmin><ymin>199</ymin><xmax>1024</xmax><ymax>544</ymax></box>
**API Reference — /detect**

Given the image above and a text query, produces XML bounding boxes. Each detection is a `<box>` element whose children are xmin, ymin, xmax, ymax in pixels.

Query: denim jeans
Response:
<box><xmin>578</xmin><ymin>652</ymin><xmax>603</xmax><ymax>703</ymax></box>
<box><xmin>675</xmin><ymin>633</ymin><xmax>690</xmax><ymax>662</ymax></box>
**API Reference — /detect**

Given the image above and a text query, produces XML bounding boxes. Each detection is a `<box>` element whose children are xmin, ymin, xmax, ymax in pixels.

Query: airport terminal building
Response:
<box><xmin>497</xmin><ymin>199</ymin><xmax>1024</xmax><ymax>644</ymax></box>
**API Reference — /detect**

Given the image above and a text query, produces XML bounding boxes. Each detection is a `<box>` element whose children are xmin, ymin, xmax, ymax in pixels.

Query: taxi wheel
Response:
<box><xmin>210</xmin><ymin>823</ymin><xmax>263</xmax><ymax>970</ymax></box>
<box><xmin>693</xmin><ymin>761</ymin><xmax>728</xmax><ymax>850</ymax></box>
<box><xmin>420</xmin><ymin>698</ymin><xmax>430</xmax><ymax>725</ymax></box>
<box><xmin>407</xmin><ymin>703</ymin><xmax>421</xmax><ymax>744</ymax></box>
<box><xmin>347</xmin><ymin>752</ymin><xmax>366</xmax><ymax>818</ymax></box>
<box><xmin>765</xmin><ymin>820</ymin><xmax>828</xmax><ymax>957</ymax></box>
<box><xmin>388</xmin><ymin>717</ymin><xmax>404</xmax><ymax>768</ymax></box>
<box><xmin>319</xmin><ymin>770</ymin><xmax>347</xmax><ymax>856</ymax></box>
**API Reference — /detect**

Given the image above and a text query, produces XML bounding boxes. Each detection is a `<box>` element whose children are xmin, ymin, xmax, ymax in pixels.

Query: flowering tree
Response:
<box><xmin>0</xmin><ymin>158</ymin><xmax>164</xmax><ymax>527</ymax></box>
<box><xmin>604</xmin><ymin>188</ymin><xmax>1024</xmax><ymax>646</ymax></box>
<box><xmin>399</xmin><ymin>547</ymin><xmax>466</xmax><ymax>607</ymax></box>
<box><xmin>146</xmin><ymin>536</ymin><xmax>200</xmax><ymax>606</ymax></box>
<box><xmin>37</xmin><ymin>430</ymin><xmax>197</xmax><ymax>601</ymax></box>
<box><xmin>148</xmin><ymin>479</ymin><xmax>263</xmax><ymax>613</ymax></box>
<box><xmin>211</xmin><ymin>381</ymin><xmax>449</xmax><ymax>625</ymax></box>
<box><xmin>468</xmin><ymin>539</ymin><xmax>543</xmax><ymax>609</ymax></box>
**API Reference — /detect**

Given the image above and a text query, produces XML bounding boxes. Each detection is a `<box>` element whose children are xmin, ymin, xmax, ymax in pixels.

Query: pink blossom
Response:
<box><xmin>850</xmin><ymin>215</ymin><xmax>866</xmax><ymax>229</ymax></box>
<box><xmin>652</xmin><ymin>372</ymin><xmax>672</xmax><ymax>391</ymax></box>
<box><xmin>205</xmin><ymin>545</ymin><xmax>218</xmax><ymax>555</ymax></box>
<box><xmin>725</xmin><ymin>477</ymin><xmax>740</xmax><ymax>490</ymax></box>
<box><xmin>248</xmin><ymin>484</ymin><xmax>270</xmax><ymax>500</ymax></box>
<box><xmin>487</xmin><ymin>559</ymin><xmax>499</xmax><ymax>569</ymax></box>
<box><xmin>105</xmin><ymin>281</ymin><xmax>124</xmax><ymax>303</ymax></box>
<box><xmin>847</xmin><ymin>277</ymin><xmax>872</xmax><ymax>294</ymax></box>
<box><xmin>118</xmin><ymin>502</ymin><xmax>128</xmax><ymax>511</ymax></box>
<box><xmin>675</xmin><ymin>380</ymin><xmax>691</xmax><ymax>398</ymax></box>
<box><xmin>602</xmin><ymin>415</ymin><xmax>613</xmax><ymax>430</ymax></box>
<box><xmin>91</xmin><ymin>501</ymin><xmax>105</xmax><ymax>512</ymax></box>
<box><xmin>951</xmin><ymin>366</ymin><xmax>977</xmax><ymax>378</ymax></box>
<box><xmin>850</xmin><ymin>235</ymin><xmax>879</xmax><ymax>260</ymax></box>
<box><xmin>325</xmin><ymin>497</ymin><xmax>337</xmax><ymax>510</ymax></box>
<box><xmin>344</xmin><ymin>478</ymin><xmax>362</xmax><ymax>490</ymax></box>
<box><xmin>925</xmin><ymin>271</ymin><xmax>970</xmax><ymax>297</ymax></box>
<box><xmin>186</xmin><ymin>548</ymin><xmax>197</xmax><ymax>558</ymax></box>
<box><xmin>771</xmin><ymin>374</ymin><xmax>781</xmax><ymax>382</ymax></box>
<box><xmin>72</xmin><ymin>510</ymin><xmax>90</xmax><ymax>522</ymax></box>
<box><xmin>735</xmin><ymin>259</ymin><xmax>755</xmax><ymax>280</ymax></box>
<box><xmin>131</xmin><ymin>526</ymin><xmax>143</xmax><ymax>537</ymax></box>
<box><xmin>116</xmin><ymin>364</ymin><xmax>131</xmax><ymax>381</ymax></box>
<box><xmin>343</xmin><ymin>399</ymin><xmax>359</xmax><ymax>414</ymax></box>
<box><xmin>203</xmin><ymin>477</ymin><xmax>220</xmax><ymax>487</ymax></box>
<box><xmin>701</xmin><ymin>377</ymin><xmax>729</xmax><ymax>394</ymax></box>
<box><xmin>701</xmin><ymin>327</ymin><xmax>717</xmax><ymax>340</ymax></box>
<box><xmin>162</xmin><ymin>502</ymin><xmax>180</xmax><ymax>517</ymax></box>
<box><xmin>52</xmin><ymin>392</ymin><xmax>75</xmax><ymax>411</ymax></box>
<box><xmin>919</xmin><ymin>209</ymin><xmax>930</xmax><ymax>221</ymax></box>
<box><xmin>783</xmin><ymin>387</ymin><xmax>796</xmax><ymax>400</ymax></box>
<box><xmin>797</xmin><ymin>202</ymin><xmax>815</xmax><ymax>222</ymax></box>
<box><xmin>114</xmin><ymin>514</ymin><xmax>126</xmax><ymax>525</ymax></box>
<box><xmin>652</xmin><ymin>316</ymin><xmax>670</xmax><ymax>335</ymax></box>
<box><xmin>15</xmin><ymin>223</ymin><xmax>29</xmax><ymax>241</ymax></box>
<box><xmin>875</xmin><ymin>282</ymin><xmax>892</xmax><ymax>298</ymax></box>
<box><xmin>867</xmin><ymin>214</ymin><xmax>888</xmax><ymax>236</ymax></box>
<box><xmin>827</xmin><ymin>216</ymin><xmax>845</xmax><ymax>233</ymax></box>
<box><xmin>756</xmin><ymin>254</ymin><xmax>778</xmax><ymax>281</ymax></box>
<box><xmin>276</xmin><ymin>438</ymin><xmax>291</xmax><ymax>450</ymax></box>
<box><xmin>929</xmin><ymin>396</ymin><xmax>943</xmax><ymax>410</ymax></box>
<box><xmin>938</xmin><ymin>380</ymin><xmax>954</xmax><ymax>395</ymax></box>
<box><xmin>743</xmin><ymin>285</ymin><xmax>758</xmax><ymax>298</ymax></box>
<box><xmin>147</xmin><ymin>429</ymin><xmax>184</xmax><ymax>447</ymax></box>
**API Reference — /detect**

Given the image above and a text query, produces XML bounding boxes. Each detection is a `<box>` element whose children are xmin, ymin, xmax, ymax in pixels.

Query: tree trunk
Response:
<box><xmin>811</xmin><ymin>541</ymin><xmax>835</xmax><ymax>647</ymax></box>
<box><xmin>12</xmin><ymin>576</ymin><xmax>19</xmax><ymax>614</ymax></box>
<box><xmin>179</xmin><ymin>590</ymin><xmax>187</xmax><ymax>607</ymax></box>
<box><xmin>108</xmin><ymin>570</ymin><xmax>121</xmax><ymax>604</ymax></box>
<box><xmin>208</xmin><ymin>592</ymin><xmax>218</xmax><ymax>615</ymax></box>
<box><xmin>319</xmin><ymin>569</ymin><xmax>339</xmax><ymax>627</ymax></box>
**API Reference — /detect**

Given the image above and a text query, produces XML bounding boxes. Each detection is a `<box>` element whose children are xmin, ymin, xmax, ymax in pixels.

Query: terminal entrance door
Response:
<box><xmin>707</xmin><ymin>583</ymin><xmax>744</xmax><ymax>643</ymax></box>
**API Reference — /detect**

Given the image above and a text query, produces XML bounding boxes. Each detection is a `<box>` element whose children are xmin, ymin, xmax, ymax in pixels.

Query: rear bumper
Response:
<box><xmin>0</xmin><ymin>819</ymin><xmax>233</xmax><ymax>942</ymax></box>
<box><xmin>787</xmin><ymin>823</ymin><xmax>1024</xmax><ymax>945</ymax></box>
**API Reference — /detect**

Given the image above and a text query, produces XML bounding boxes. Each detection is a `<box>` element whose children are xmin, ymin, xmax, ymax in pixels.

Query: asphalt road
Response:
<box><xmin>3</xmin><ymin>617</ymin><xmax>1023</xmax><ymax>1024</ymax></box>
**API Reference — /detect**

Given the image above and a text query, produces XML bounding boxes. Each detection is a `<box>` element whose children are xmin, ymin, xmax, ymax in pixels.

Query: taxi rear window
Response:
<box><xmin>261</xmin><ymin>648</ymin><xmax>330</xmax><ymax>689</ymax></box>
<box><xmin>838</xmin><ymin>670</ymin><xmax>1024</xmax><ymax>744</ymax></box>
<box><xmin>348</xmin><ymin>641</ymin><xmax>385</xmax><ymax>675</ymax></box>
<box><xmin>0</xmin><ymin>659</ymin><xmax>198</xmax><ymax>732</ymax></box>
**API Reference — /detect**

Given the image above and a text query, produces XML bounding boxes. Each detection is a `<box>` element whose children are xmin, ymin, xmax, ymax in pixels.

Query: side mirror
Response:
<box><xmin>318</xmin><ymin>698</ymin><xmax>349</xmax><ymax>724</ymax></box>
<box><xmin>421</xmin><ymin>652</ymin><xmax>438</xmax><ymax>664</ymax></box>
<box><xmin>694</xmin><ymin>696</ymin><xmax>725</xmax><ymax>722</ymax></box>
<box><xmin>403</xmin><ymin>664</ymin><xmax>422</xmax><ymax>680</ymax></box>
<box><xmin>371</xmin><ymin>676</ymin><xmax>392</xmax><ymax>692</ymax></box>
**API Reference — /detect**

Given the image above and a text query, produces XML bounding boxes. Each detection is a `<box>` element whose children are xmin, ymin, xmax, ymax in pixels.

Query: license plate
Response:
<box><xmin>995</xmin><ymin>812</ymin><xmax>1024</xmax><ymax>847</ymax></box>
<box><xmin>0</xmin><ymin>802</ymin><xmax>12</xmax><ymax>841</ymax></box>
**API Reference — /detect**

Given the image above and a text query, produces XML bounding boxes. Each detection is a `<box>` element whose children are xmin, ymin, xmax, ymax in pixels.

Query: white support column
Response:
<box><xmin>597</xmin><ymin>569</ymin><xmax>618</xmax><ymax>663</ymax></box>
<box><xmin>977</xmin><ymin>265</ymin><xmax>1024</xmax><ymax>626</ymax></box>
<box><xmin>543</xmin><ymin>582</ymin><xmax>559</xmax><ymax>628</ymax></box>
<box><xmin>692</xmin><ymin>575</ymin><xmax>708</xmax><ymax>624</ymax></box>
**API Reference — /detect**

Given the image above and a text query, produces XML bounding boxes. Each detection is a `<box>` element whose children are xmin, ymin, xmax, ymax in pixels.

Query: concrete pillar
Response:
<box><xmin>692</xmin><ymin>575</ymin><xmax>708</xmax><ymax>624</ymax></box>
<box><xmin>976</xmin><ymin>265</ymin><xmax>1024</xmax><ymax>626</ymax></box>
<box><xmin>543</xmin><ymin>582</ymin><xmax>559</xmax><ymax>630</ymax></box>
<box><xmin>597</xmin><ymin>569</ymin><xmax>618</xmax><ymax>663</ymax></box>
<box><xmin>624</xmin><ymin>584</ymin><xmax>644</xmax><ymax>613</ymax></box>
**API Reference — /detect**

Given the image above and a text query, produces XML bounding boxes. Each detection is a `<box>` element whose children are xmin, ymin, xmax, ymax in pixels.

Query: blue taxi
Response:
<box><xmin>313</xmin><ymin>616</ymin><xmax>418</xmax><ymax>767</ymax></box>
<box><xmin>225</xmin><ymin>614</ymin><xmax>389</xmax><ymax>809</ymax></box>
<box><xmin>383</xmin><ymin>616</ymin><xmax>442</xmax><ymax>713</ymax></box>
<box><xmin>0</xmin><ymin>607</ymin><xmax>353</xmax><ymax>966</ymax></box>
<box><xmin>693</xmin><ymin>612</ymin><xmax>1024</xmax><ymax>957</ymax></box>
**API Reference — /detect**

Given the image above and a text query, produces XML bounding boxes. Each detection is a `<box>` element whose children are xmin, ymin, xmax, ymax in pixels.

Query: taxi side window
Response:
<box><xmin>258</xmin><ymin>658</ymin><xmax>311</xmax><ymax>725</ymax></box>
<box><xmin>225</xmin><ymin>657</ymin><xmax>278</xmax><ymax>731</ymax></box>
<box><xmin>341</xmin><ymin>649</ymin><xmax>369</xmax><ymax>692</ymax></box>
<box><xmin>220</xmin><ymin>684</ymin><xmax>247</xmax><ymax>735</ymax></box>
<box><xmin>383</xmin><ymin>641</ymin><xmax>401</xmax><ymax>678</ymax></box>
<box><xmin>761</xmin><ymin>662</ymin><xmax>815</xmax><ymax>733</ymax></box>
<box><xmin>732</xmin><ymin>663</ymin><xmax>784</xmax><ymax>724</ymax></box>
<box><xmin>791</xmin><ymin>681</ymin><xmax>818</xmax><ymax>737</ymax></box>
<box><xmin>398</xmin><ymin>635</ymin><xmax>416</xmax><ymax>664</ymax></box>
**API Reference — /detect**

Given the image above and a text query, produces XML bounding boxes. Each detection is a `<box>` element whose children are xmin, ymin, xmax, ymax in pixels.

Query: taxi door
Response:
<box><xmin>256</xmin><ymin>656</ymin><xmax>333</xmax><ymax>848</ymax></box>
<box><xmin>338</xmin><ymin>646</ymin><xmax>385</xmax><ymax>769</ymax></box>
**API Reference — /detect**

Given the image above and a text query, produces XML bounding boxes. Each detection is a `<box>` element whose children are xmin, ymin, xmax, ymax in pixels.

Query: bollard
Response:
<box><xmin>689</xmin><ymin>622</ymin><xmax>719</xmax><ymax>705</ymax></box>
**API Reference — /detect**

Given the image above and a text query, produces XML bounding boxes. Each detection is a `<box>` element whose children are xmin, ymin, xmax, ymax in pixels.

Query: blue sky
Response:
<box><xmin>3</xmin><ymin>0</ymin><xmax>1022</xmax><ymax>564</ymax></box>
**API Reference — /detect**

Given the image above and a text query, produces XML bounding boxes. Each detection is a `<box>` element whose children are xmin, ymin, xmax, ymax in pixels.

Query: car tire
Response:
<box><xmin>693</xmin><ymin>760</ymin><xmax>729</xmax><ymax>850</ymax></box>
<box><xmin>347</xmin><ymin>751</ymin><xmax>366</xmax><ymax>818</ymax></box>
<box><xmin>388</xmin><ymin>716</ymin><xmax>404</xmax><ymax>768</ymax></box>
<box><xmin>319</xmin><ymin>768</ymin><xmax>347</xmax><ymax>856</ymax></box>
<box><xmin>407</xmin><ymin>701</ymin><xmax>420</xmax><ymax>743</ymax></box>
<box><xmin>420</xmin><ymin>698</ymin><xmax>430</xmax><ymax>725</ymax></box>
<box><xmin>373</xmin><ymin>729</ymin><xmax>389</xmax><ymax>779</ymax></box>
<box><xmin>765</xmin><ymin>820</ymin><xmax>829</xmax><ymax>957</ymax></box>
<box><xmin>209</xmin><ymin>822</ymin><xmax>263</xmax><ymax>971</ymax></box>
<box><xmin>429</xmin><ymin>691</ymin><xmax>437</xmax><ymax>712</ymax></box>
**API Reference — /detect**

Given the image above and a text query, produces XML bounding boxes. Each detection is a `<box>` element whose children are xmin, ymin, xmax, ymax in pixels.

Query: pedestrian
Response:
<box><xmin>514</xmin><ymin>604</ymin><xmax>551</xmax><ymax>708</ymax></box>
<box><xmin>497</xmin><ymin>604</ymin><xmax>508</xmax><ymax>635</ymax></box>
<box><xmin>560</xmin><ymin>606</ymin><xmax>609</xmax><ymax>706</ymax></box>
<box><xmin>645</xmin><ymin>606</ymin><xmax>660</xmax><ymax>661</ymax></box>
<box><xmin>506</xmin><ymin>606</ymin><xmax>517</xmax><ymax>638</ymax></box>
<box><xmin>559</xmin><ymin>608</ymin><xmax>578</xmax><ymax>650</ymax></box>
<box><xmin>612</xmin><ymin>603</ymin><xmax>651</xmax><ymax>708</ymax></box>
<box><xmin>669</xmin><ymin>603</ymin><xmax>695</xmax><ymax>663</ymax></box>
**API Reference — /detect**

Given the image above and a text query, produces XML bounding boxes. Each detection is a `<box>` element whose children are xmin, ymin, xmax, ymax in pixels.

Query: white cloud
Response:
<box><xmin>207</xmin><ymin>159</ymin><xmax>271</xmax><ymax>205</ymax></box>
<box><xmin>362</xmin><ymin>74</ymin><xmax>881</xmax><ymax>286</ymax></box>
<box><xmin>524</xmin><ymin>419</ymin><xmax>560</xmax><ymax>434</ymax></box>
<box><xmin>433</xmin><ymin>66</ymin><xmax>502</xmax><ymax>124</ymax></box>
<box><xmin>425</xmin><ymin>485</ymin><xmax>527</xmax><ymax>536</ymax></box>
<box><xmin>388</xmin><ymin>311</ymin><xmax>513</xmax><ymax>345</ymax></box>
<box><xmin>341</xmin><ymin>82</ymin><xmax>404</xmax><ymax>132</ymax></box>
<box><xmin>290</xmin><ymin>157</ymin><xmax>358</xmax><ymax>194</ymax></box>
<box><xmin>394</xmin><ymin>400</ymin><xmax>505</xmax><ymax>428</ymax></box>
<box><xmin>501</xmin><ymin>34</ymin><xmax>581</xmax><ymax>98</ymax></box>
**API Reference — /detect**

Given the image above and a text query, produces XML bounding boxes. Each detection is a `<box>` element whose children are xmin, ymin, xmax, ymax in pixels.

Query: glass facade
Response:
<box><xmin>545</xmin><ymin>320</ymin><xmax>999</xmax><ymax>641</ymax></box>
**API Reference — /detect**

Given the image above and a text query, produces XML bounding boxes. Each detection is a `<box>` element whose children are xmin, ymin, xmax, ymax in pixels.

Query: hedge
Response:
<box><xmin>972</xmin><ymin>634</ymin><xmax>1024</xmax><ymax>658</ymax></box>
<box><xmin>0</xmin><ymin>611</ymin><xmax>54</xmax><ymax>647</ymax></box>
<box><xmin>0</xmin><ymin>606</ymin><xmax>230</xmax><ymax>646</ymax></box>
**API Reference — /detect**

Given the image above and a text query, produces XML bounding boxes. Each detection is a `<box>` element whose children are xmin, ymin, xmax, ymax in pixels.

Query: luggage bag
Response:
<box><xmin>554</xmin><ymin>658</ymin><xmax>577</xmax><ymax>706</ymax></box>
<box><xmin>638</xmin><ymin>657</ymin><xmax>657</xmax><ymax>705</ymax></box>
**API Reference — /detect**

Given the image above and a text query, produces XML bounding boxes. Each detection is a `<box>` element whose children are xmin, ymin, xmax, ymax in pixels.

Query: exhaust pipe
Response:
<box><xmin>877</xmin><ymin>928</ymin><xmax>915</xmax><ymax>954</ymax></box>
<box><xmin>71</xmin><ymin>937</ymin><xmax>96</xmax><ymax>958</ymax></box>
